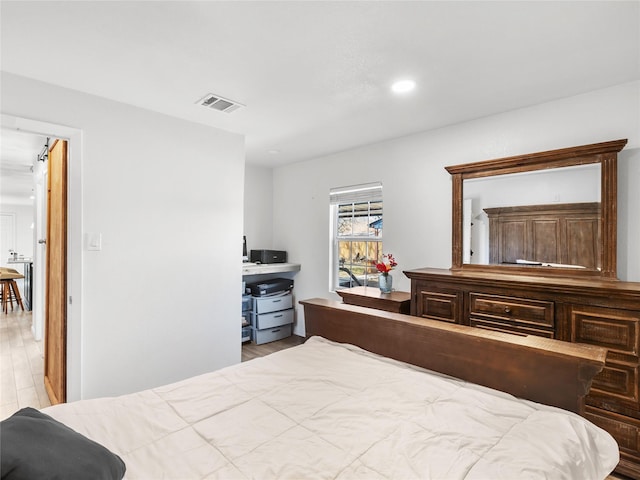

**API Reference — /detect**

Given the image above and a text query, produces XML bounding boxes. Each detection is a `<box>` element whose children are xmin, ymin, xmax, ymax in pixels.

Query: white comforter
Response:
<box><xmin>44</xmin><ymin>336</ymin><xmax>619</xmax><ymax>479</ymax></box>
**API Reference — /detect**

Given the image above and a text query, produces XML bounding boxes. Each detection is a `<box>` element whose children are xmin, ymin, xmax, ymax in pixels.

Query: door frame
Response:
<box><xmin>1</xmin><ymin>114</ymin><xmax>83</xmax><ymax>402</ymax></box>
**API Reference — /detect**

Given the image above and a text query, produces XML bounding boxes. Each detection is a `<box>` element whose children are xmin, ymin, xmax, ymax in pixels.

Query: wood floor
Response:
<box><xmin>0</xmin><ymin>309</ymin><xmax>50</xmax><ymax>420</ymax></box>
<box><xmin>241</xmin><ymin>334</ymin><xmax>305</xmax><ymax>362</ymax></box>
<box><xmin>0</xmin><ymin>307</ymin><xmax>304</xmax><ymax>421</ymax></box>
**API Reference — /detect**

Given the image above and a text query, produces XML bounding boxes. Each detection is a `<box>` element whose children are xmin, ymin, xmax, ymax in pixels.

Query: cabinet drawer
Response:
<box><xmin>241</xmin><ymin>326</ymin><xmax>251</xmax><ymax>342</ymax></box>
<box><xmin>572</xmin><ymin>305</ymin><xmax>640</xmax><ymax>409</ymax></box>
<box><xmin>470</xmin><ymin>317</ymin><xmax>555</xmax><ymax>338</ymax></box>
<box><xmin>253</xmin><ymin>294</ymin><xmax>293</xmax><ymax>314</ymax></box>
<box><xmin>416</xmin><ymin>288</ymin><xmax>461</xmax><ymax>323</ymax></box>
<box><xmin>590</xmin><ymin>363</ymin><xmax>639</xmax><ymax>404</ymax></box>
<box><xmin>252</xmin><ymin>324</ymin><xmax>292</xmax><ymax>345</ymax></box>
<box><xmin>585</xmin><ymin>406</ymin><xmax>640</xmax><ymax>476</ymax></box>
<box><xmin>470</xmin><ymin>293</ymin><xmax>554</xmax><ymax>328</ymax></box>
<box><xmin>253</xmin><ymin>308</ymin><xmax>294</xmax><ymax>330</ymax></box>
<box><xmin>242</xmin><ymin>295</ymin><xmax>252</xmax><ymax>312</ymax></box>
<box><xmin>571</xmin><ymin>306</ymin><xmax>639</xmax><ymax>362</ymax></box>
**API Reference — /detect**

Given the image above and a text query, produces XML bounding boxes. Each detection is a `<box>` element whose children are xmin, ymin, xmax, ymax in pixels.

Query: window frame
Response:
<box><xmin>329</xmin><ymin>182</ymin><xmax>383</xmax><ymax>292</ymax></box>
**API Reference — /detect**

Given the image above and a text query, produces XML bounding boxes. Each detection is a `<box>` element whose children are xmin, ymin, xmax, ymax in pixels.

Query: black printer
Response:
<box><xmin>250</xmin><ymin>249</ymin><xmax>287</xmax><ymax>264</ymax></box>
<box><xmin>245</xmin><ymin>277</ymin><xmax>294</xmax><ymax>296</ymax></box>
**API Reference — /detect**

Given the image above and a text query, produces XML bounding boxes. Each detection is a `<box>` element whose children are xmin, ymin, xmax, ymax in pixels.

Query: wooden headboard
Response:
<box><xmin>484</xmin><ymin>202</ymin><xmax>601</xmax><ymax>268</ymax></box>
<box><xmin>300</xmin><ymin>298</ymin><xmax>607</xmax><ymax>414</ymax></box>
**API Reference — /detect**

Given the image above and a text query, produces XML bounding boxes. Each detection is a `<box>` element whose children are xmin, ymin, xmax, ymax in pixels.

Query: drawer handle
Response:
<box><xmin>271</xmin><ymin>329</ymin><xmax>281</xmax><ymax>333</ymax></box>
<box><xmin>504</xmin><ymin>307</ymin><xmax>511</xmax><ymax>314</ymax></box>
<box><xmin>273</xmin><ymin>314</ymin><xmax>283</xmax><ymax>318</ymax></box>
<box><xmin>272</xmin><ymin>299</ymin><xmax>282</xmax><ymax>303</ymax></box>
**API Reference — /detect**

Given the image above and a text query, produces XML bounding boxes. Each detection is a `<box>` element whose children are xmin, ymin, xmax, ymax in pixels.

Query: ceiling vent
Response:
<box><xmin>197</xmin><ymin>93</ymin><xmax>244</xmax><ymax>113</ymax></box>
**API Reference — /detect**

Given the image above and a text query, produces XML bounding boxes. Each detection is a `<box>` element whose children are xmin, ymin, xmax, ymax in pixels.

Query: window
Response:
<box><xmin>330</xmin><ymin>182</ymin><xmax>383</xmax><ymax>291</ymax></box>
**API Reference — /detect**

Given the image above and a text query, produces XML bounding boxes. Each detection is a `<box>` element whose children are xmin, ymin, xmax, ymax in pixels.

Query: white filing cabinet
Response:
<box><xmin>251</xmin><ymin>292</ymin><xmax>294</xmax><ymax>344</ymax></box>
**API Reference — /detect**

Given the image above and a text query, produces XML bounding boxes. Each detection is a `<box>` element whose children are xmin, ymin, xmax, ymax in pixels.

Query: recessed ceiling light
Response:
<box><xmin>391</xmin><ymin>79</ymin><xmax>416</xmax><ymax>94</ymax></box>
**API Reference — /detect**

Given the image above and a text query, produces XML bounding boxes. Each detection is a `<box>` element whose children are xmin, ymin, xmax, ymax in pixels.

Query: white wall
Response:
<box><xmin>1</xmin><ymin>72</ymin><xmax>245</xmax><ymax>400</ymax></box>
<box><xmin>0</xmin><ymin>203</ymin><xmax>34</xmax><ymax>296</ymax></box>
<box><xmin>464</xmin><ymin>165</ymin><xmax>601</xmax><ymax>211</ymax></box>
<box><xmin>619</xmin><ymin>148</ymin><xmax>640</xmax><ymax>281</ymax></box>
<box><xmin>273</xmin><ymin>81</ymin><xmax>640</xmax><ymax>336</ymax></box>
<box><xmin>244</xmin><ymin>165</ymin><xmax>273</xmax><ymax>252</ymax></box>
<box><xmin>0</xmin><ymin>203</ymin><xmax>33</xmax><ymax>264</ymax></box>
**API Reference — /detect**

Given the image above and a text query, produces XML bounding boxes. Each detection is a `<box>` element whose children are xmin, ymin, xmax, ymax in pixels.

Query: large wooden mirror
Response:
<box><xmin>445</xmin><ymin>139</ymin><xmax>627</xmax><ymax>279</ymax></box>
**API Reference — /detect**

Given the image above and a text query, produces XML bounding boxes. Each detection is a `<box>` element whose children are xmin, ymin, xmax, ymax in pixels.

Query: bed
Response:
<box><xmin>1</xmin><ymin>299</ymin><xmax>619</xmax><ymax>479</ymax></box>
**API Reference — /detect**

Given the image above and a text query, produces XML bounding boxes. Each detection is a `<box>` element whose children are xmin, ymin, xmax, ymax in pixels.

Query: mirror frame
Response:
<box><xmin>445</xmin><ymin>139</ymin><xmax>628</xmax><ymax>279</ymax></box>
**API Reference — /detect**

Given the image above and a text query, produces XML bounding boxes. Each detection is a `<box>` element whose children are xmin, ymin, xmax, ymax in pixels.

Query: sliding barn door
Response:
<box><xmin>44</xmin><ymin>139</ymin><xmax>67</xmax><ymax>404</ymax></box>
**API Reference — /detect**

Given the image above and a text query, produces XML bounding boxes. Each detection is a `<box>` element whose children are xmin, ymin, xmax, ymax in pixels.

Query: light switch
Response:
<box><xmin>87</xmin><ymin>233</ymin><xmax>102</xmax><ymax>251</ymax></box>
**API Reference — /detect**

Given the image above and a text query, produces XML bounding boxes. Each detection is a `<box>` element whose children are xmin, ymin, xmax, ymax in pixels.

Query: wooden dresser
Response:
<box><xmin>405</xmin><ymin>267</ymin><xmax>640</xmax><ymax>478</ymax></box>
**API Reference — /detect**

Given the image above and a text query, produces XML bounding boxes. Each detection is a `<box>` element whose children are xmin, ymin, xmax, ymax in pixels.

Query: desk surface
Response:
<box><xmin>242</xmin><ymin>262</ymin><xmax>301</xmax><ymax>276</ymax></box>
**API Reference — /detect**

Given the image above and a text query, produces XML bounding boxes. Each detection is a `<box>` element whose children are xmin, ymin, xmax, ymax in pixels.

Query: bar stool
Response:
<box><xmin>0</xmin><ymin>268</ymin><xmax>25</xmax><ymax>314</ymax></box>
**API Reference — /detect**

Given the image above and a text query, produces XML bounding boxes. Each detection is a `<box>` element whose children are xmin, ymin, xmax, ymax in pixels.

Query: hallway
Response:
<box><xmin>0</xmin><ymin>309</ymin><xmax>50</xmax><ymax>420</ymax></box>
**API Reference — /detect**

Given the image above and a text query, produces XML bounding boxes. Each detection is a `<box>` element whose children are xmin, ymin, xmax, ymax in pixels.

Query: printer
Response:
<box><xmin>250</xmin><ymin>249</ymin><xmax>287</xmax><ymax>264</ymax></box>
<box><xmin>245</xmin><ymin>277</ymin><xmax>293</xmax><ymax>296</ymax></box>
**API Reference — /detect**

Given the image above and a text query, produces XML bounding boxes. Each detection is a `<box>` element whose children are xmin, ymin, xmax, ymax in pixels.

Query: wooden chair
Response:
<box><xmin>0</xmin><ymin>268</ymin><xmax>25</xmax><ymax>314</ymax></box>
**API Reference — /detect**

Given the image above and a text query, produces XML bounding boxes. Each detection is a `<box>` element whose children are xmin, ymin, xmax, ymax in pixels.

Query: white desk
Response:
<box><xmin>242</xmin><ymin>262</ymin><xmax>301</xmax><ymax>276</ymax></box>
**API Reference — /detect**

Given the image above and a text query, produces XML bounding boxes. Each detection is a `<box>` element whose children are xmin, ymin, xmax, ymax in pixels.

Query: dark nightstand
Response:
<box><xmin>336</xmin><ymin>286</ymin><xmax>411</xmax><ymax>314</ymax></box>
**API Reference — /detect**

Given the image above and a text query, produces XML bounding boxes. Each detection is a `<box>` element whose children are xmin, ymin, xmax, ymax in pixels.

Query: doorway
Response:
<box><xmin>1</xmin><ymin>114</ymin><xmax>82</xmax><ymax>403</ymax></box>
<box><xmin>0</xmin><ymin>129</ymin><xmax>66</xmax><ymax>404</ymax></box>
<box><xmin>0</xmin><ymin>130</ymin><xmax>45</xmax><ymax>320</ymax></box>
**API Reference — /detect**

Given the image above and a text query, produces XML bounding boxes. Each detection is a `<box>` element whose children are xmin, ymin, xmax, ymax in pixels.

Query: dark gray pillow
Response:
<box><xmin>0</xmin><ymin>407</ymin><xmax>125</xmax><ymax>480</ymax></box>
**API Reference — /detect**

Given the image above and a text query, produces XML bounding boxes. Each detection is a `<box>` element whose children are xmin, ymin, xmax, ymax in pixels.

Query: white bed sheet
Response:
<box><xmin>44</xmin><ymin>336</ymin><xmax>619</xmax><ymax>479</ymax></box>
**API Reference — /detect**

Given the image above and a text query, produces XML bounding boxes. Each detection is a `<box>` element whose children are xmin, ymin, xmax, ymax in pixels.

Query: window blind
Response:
<box><xmin>329</xmin><ymin>182</ymin><xmax>382</xmax><ymax>205</ymax></box>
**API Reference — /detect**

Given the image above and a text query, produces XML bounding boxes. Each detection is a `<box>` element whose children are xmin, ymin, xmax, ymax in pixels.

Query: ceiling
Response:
<box><xmin>0</xmin><ymin>129</ymin><xmax>48</xmax><ymax>205</ymax></box>
<box><xmin>0</xmin><ymin>1</ymin><xmax>638</xmax><ymax>191</ymax></box>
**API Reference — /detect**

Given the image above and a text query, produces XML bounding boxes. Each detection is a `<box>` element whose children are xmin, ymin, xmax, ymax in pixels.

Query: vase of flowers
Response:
<box><xmin>373</xmin><ymin>253</ymin><xmax>397</xmax><ymax>293</ymax></box>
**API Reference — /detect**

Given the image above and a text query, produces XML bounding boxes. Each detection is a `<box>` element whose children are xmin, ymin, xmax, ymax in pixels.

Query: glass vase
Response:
<box><xmin>379</xmin><ymin>273</ymin><xmax>393</xmax><ymax>293</ymax></box>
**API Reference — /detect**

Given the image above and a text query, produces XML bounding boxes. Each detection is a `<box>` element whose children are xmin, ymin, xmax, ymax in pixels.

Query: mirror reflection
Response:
<box><xmin>462</xmin><ymin>163</ymin><xmax>601</xmax><ymax>269</ymax></box>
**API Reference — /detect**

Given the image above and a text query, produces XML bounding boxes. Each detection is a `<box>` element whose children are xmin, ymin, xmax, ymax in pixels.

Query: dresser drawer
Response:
<box><xmin>585</xmin><ymin>406</ymin><xmax>640</xmax><ymax>478</ymax></box>
<box><xmin>469</xmin><ymin>293</ymin><xmax>554</xmax><ymax>328</ymax></box>
<box><xmin>572</xmin><ymin>306</ymin><xmax>640</xmax><ymax>409</ymax></box>
<box><xmin>252</xmin><ymin>308</ymin><xmax>294</xmax><ymax>330</ymax></box>
<box><xmin>253</xmin><ymin>294</ymin><xmax>293</xmax><ymax>314</ymax></box>
<box><xmin>589</xmin><ymin>363</ymin><xmax>639</xmax><ymax>405</ymax></box>
<box><xmin>470</xmin><ymin>317</ymin><xmax>555</xmax><ymax>338</ymax></box>
<box><xmin>571</xmin><ymin>306</ymin><xmax>639</xmax><ymax>362</ymax></box>
<box><xmin>415</xmin><ymin>287</ymin><xmax>462</xmax><ymax>323</ymax></box>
